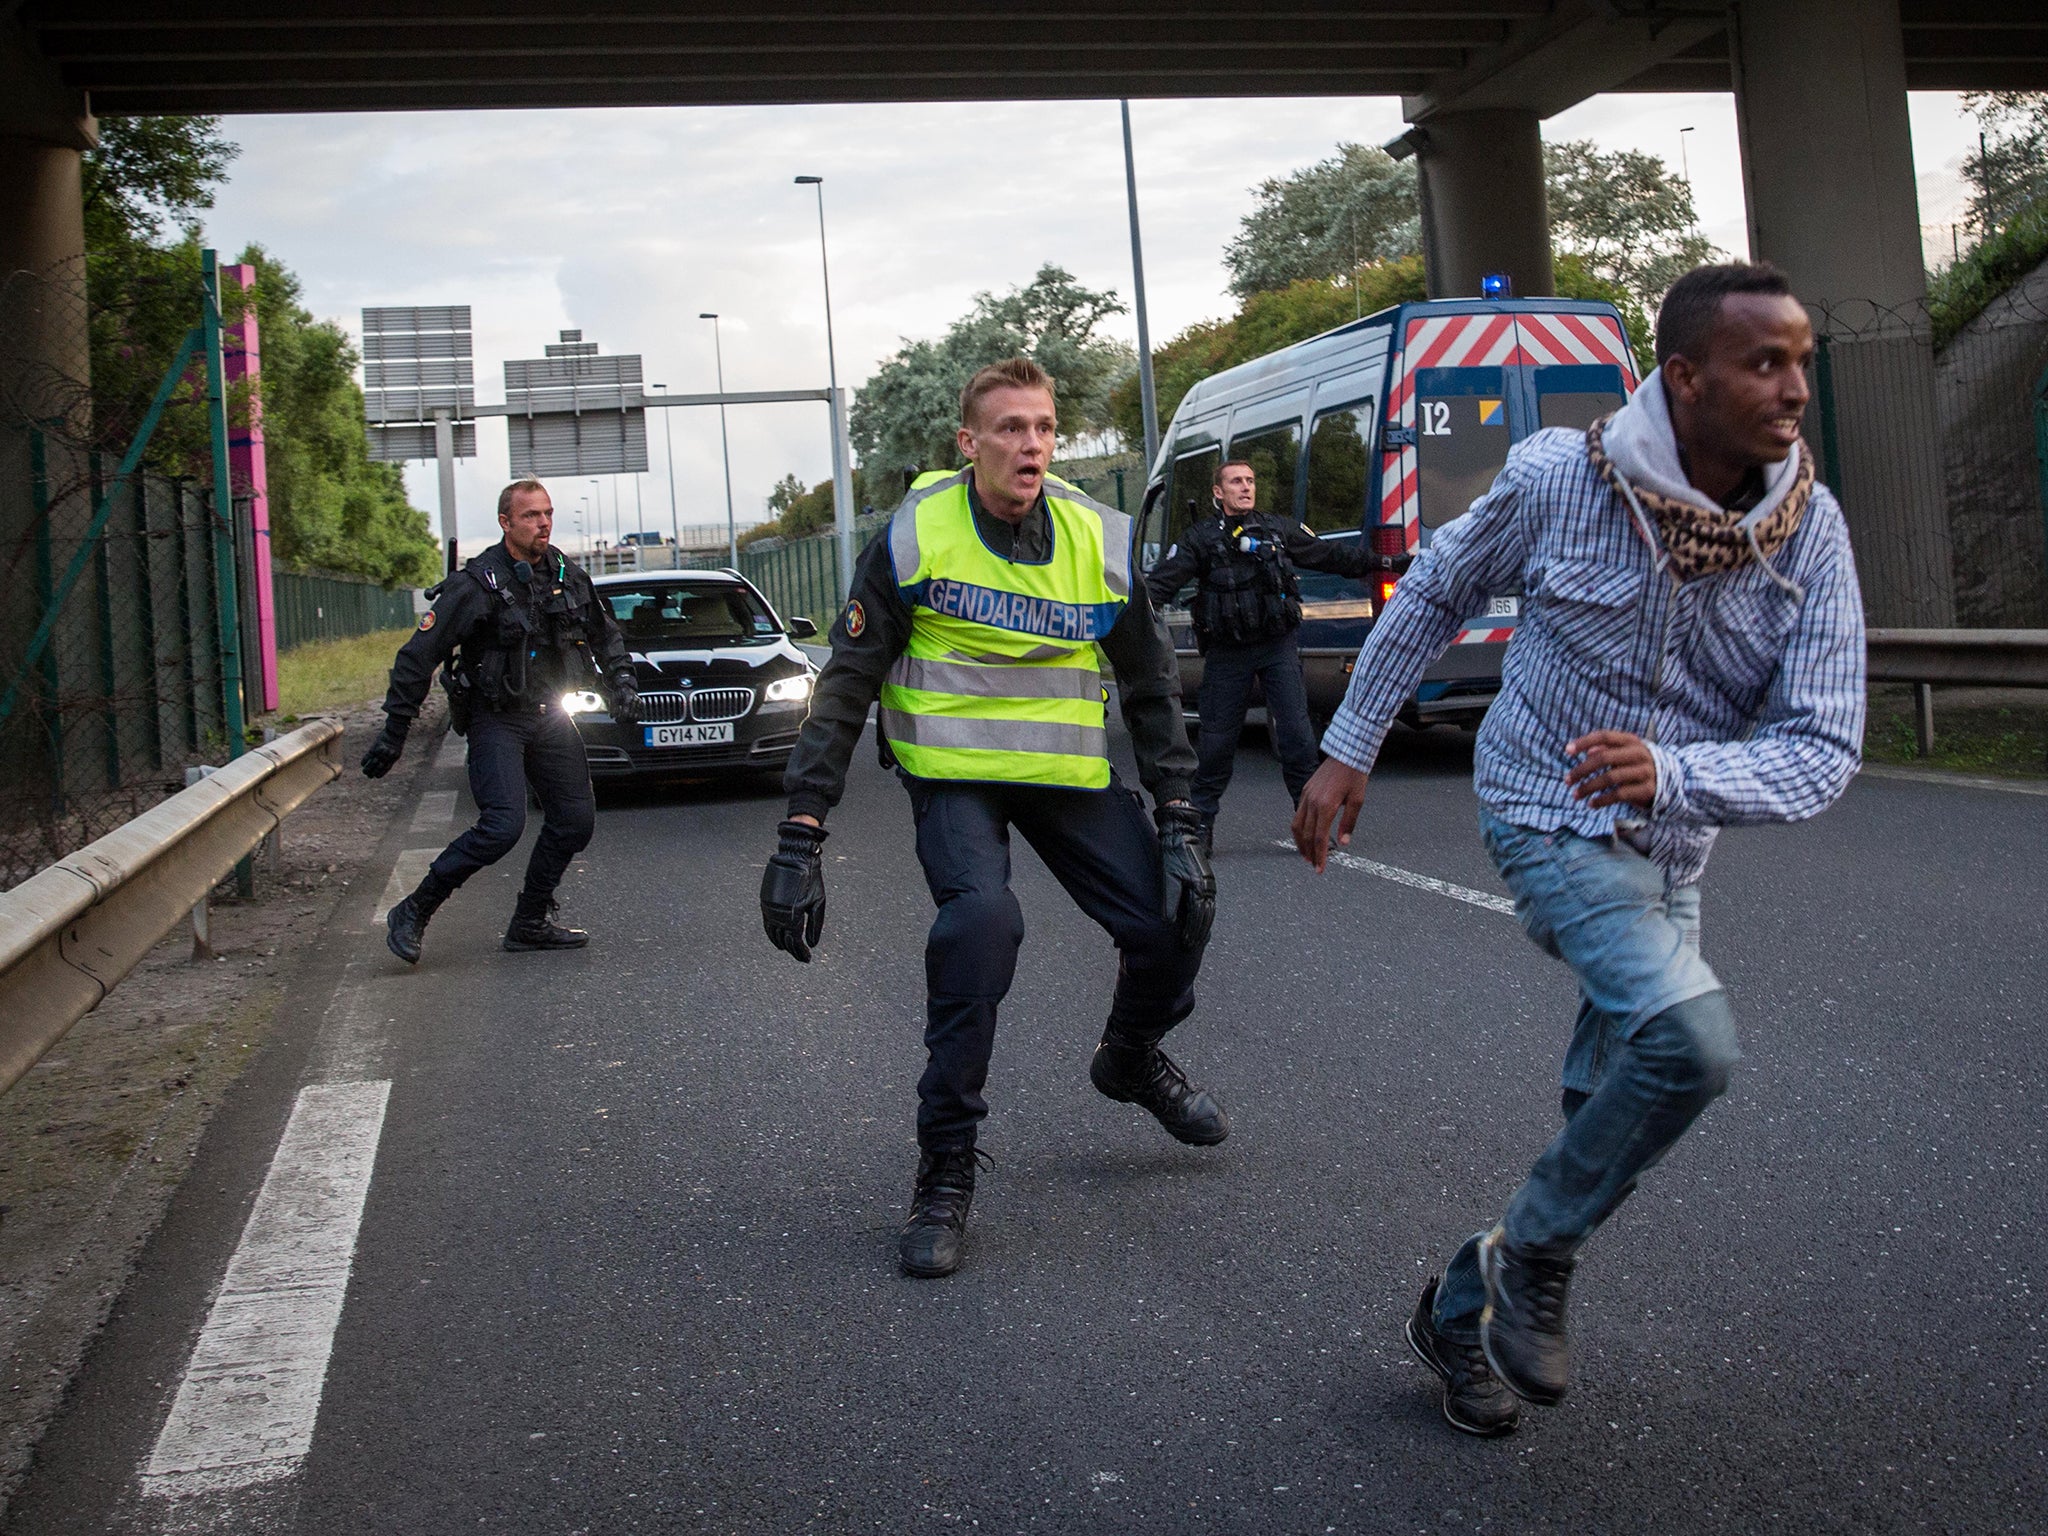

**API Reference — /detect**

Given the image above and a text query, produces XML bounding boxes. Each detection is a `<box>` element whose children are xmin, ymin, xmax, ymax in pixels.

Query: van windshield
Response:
<box><xmin>1415</xmin><ymin>368</ymin><xmax>1512</xmax><ymax>530</ymax></box>
<box><xmin>600</xmin><ymin>583</ymin><xmax>779</xmax><ymax>647</ymax></box>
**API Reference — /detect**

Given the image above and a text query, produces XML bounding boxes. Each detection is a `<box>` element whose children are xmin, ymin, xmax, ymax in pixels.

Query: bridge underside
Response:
<box><xmin>15</xmin><ymin>1</ymin><xmax>2048</xmax><ymax>116</ymax></box>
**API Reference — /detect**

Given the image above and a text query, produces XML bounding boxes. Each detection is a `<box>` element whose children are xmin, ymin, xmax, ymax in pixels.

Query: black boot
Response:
<box><xmin>503</xmin><ymin>892</ymin><xmax>589</xmax><ymax>952</ymax></box>
<box><xmin>1090</xmin><ymin>1030</ymin><xmax>1230</xmax><ymax>1146</ymax></box>
<box><xmin>899</xmin><ymin>1145</ymin><xmax>985</xmax><ymax>1278</ymax></box>
<box><xmin>1405</xmin><ymin>1276</ymin><xmax>1520</xmax><ymax>1437</ymax></box>
<box><xmin>1479</xmin><ymin>1226</ymin><xmax>1575</xmax><ymax>1406</ymax></box>
<box><xmin>385</xmin><ymin>879</ymin><xmax>451</xmax><ymax>965</ymax></box>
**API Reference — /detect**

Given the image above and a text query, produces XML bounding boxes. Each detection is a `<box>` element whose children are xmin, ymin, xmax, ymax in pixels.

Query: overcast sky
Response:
<box><xmin>198</xmin><ymin>91</ymin><xmax>1985</xmax><ymax>557</ymax></box>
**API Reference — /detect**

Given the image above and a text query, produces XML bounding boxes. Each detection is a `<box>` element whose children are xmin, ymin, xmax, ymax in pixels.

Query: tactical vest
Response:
<box><xmin>1190</xmin><ymin>513</ymin><xmax>1302</xmax><ymax>649</ymax></box>
<box><xmin>878</xmin><ymin>468</ymin><xmax>1132</xmax><ymax>790</ymax></box>
<box><xmin>454</xmin><ymin>545</ymin><xmax>600</xmax><ymax>710</ymax></box>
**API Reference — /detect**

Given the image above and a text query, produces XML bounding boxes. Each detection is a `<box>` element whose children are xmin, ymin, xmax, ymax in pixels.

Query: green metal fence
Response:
<box><xmin>273</xmin><ymin>570</ymin><xmax>419</xmax><ymax>651</ymax></box>
<box><xmin>733</xmin><ymin>511</ymin><xmax>889</xmax><ymax>632</ymax></box>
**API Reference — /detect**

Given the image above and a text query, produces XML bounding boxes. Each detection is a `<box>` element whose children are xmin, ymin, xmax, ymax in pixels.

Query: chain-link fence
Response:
<box><xmin>1811</xmin><ymin>272</ymin><xmax>2048</xmax><ymax>629</ymax></box>
<box><xmin>2</xmin><ymin>263</ymin><xmax>246</xmax><ymax>890</ymax></box>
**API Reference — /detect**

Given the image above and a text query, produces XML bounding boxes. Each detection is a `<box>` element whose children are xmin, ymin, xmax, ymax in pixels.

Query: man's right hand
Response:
<box><xmin>760</xmin><ymin>818</ymin><xmax>829</xmax><ymax>962</ymax></box>
<box><xmin>1291</xmin><ymin>757</ymin><xmax>1370</xmax><ymax>871</ymax></box>
<box><xmin>360</xmin><ymin>720</ymin><xmax>408</xmax><ymax>779</ymax></box>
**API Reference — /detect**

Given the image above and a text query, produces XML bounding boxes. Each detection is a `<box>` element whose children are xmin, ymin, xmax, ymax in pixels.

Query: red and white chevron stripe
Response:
<box><xmin>1512</xmin><ymin>312</ymin><xmax>1640</xmax><ymax>383</ymax></box>
<box><xmin>1452</xmin><ymin>626</ymin><xmax>1515</xmax><ymax>645</ymax></box>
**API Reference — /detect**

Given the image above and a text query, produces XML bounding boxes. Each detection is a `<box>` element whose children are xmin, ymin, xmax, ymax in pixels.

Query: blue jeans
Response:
<box><xmin>1432</xmin><ymin>807</ymin><xmax>1740</xmax><ymax>1341</ymax></box>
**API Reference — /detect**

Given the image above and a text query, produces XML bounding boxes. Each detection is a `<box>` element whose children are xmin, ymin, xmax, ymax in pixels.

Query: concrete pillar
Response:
<box><xmin>1414</xmin><ymin>110</ymin><xmax>1555</xmax><ymax>301</ymax></box>
<box><xmin>0</xmin><ymin>136</ymin><xmax>92</xmax><ymax>426</ymax></box>
<box><xmin>1733</xmin><ymin>0</ymin><xmax>1955</xmax><ymax>627</ymax></box>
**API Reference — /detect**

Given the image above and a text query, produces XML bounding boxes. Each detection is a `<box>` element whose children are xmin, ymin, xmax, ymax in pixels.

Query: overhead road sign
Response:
<box><xmin>361</xmin><ymin>305</ymin><xmax>475</xmax><ymax>463</ymax></box>
<box><xmin>503</xmin><ymin>330</ymin><xmax>648</xmax><ymax>477</ymax></box>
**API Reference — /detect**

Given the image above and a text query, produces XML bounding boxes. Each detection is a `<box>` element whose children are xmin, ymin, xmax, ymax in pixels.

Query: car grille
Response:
<box><xmin>688</xmin><ymin>687</ymin><xmax>755</xmax><ymax>722</ymax></box>
<box><xmin>633</xmin><ymin>687</ymin><xmax>756</xmax><ymax>724</ymax></box>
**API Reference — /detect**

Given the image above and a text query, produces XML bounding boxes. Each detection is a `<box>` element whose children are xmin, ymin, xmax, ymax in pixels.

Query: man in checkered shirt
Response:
<box><xmin>1293</xmin><ymin>263</ymin><xmax>1866</xmax><ymax>1437</ymax></box>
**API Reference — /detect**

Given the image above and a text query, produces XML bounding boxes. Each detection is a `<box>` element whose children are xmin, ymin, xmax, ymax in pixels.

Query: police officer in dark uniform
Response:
<box><xmin>362</xmin><ymin>477</ymin><xmax>638</xmax><ymax>963</ymax></box>
<box><xmin>1145</xmin><ymin>458</ymin><xmax>1374</xmax><ymax>849</ymax></box>
<box><xmin>758</xmin><ymin>358</ymin><xmax>1221</xmax><ymax>1281</ymax></box>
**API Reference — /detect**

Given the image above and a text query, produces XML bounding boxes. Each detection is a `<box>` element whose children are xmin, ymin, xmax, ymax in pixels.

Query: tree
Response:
<box><xmin>850</xmin><ymin>265</ymin><xmax>1133</xmax><ymax>474</ymax></box>
<box><xmin>1541</xmin><ymin>140</ymin><xmax>1718</xmax><ymax>307</ymax></box>
<box><xmin>1218</xmin><ymin>136</ymin><xmax>1715</xmax><ymax>317</ymax></box>
<box><xmin>765</xmin><ymin>472</ymin><xmax>808</xmax><ymax>518</ymax></box>
<box><xmin>80</xmin><ymin>116</ymin><xmax>437</xmax><ymax>588</ymax></box>
<box><xmin>1962</xmin><ymin>91</ymin><xmax>2048</xmax><ymax>235</ymax></box>
<box><xmin>1223</xmin><ymin>143</ymin><xmax>1420</xmax><ymax>299</ymax></box>
<box><xmin>231</xmin><ymin>248</ymin><xmax>439</xmax><ymax>588</ymax></box>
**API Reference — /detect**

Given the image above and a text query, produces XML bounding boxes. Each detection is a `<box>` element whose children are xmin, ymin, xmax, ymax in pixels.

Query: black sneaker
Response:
<box><xmin>1089</xmin><ymin>1037</ymin><xmax>1230</xmax><ymax>1146</ymax></box>
<box><xmin>503</xmin><ymin>896</ymin><xmax>589</xmax><ymax>952</ymax></box>
<box><xmin>1479</xmin><ymin>1226</ymin><xmax>1574</xmax><ymax>1406</ymax></box>
<box><xmin>1405</xmin><ymin>1276</ymin><xmax>1520</xmax><ymax>1437</ymax></box>
<box><xmin>899</xmin><ymin>1146</ymin><xmax>987</xmax><ymax>1278</ymax></box>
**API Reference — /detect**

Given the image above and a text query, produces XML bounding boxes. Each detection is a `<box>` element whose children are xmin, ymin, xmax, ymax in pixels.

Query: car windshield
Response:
<box><xmin>601</xmin><ymin>583</ymin><xmax>780</xmax><ymax>647</ymax></box>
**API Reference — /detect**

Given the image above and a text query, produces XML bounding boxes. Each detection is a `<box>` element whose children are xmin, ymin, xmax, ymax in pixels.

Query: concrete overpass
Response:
<box><xmin>5</xmin><ymin>0</ymin><xmax>2047</xmax><ymax>624</ymax></box>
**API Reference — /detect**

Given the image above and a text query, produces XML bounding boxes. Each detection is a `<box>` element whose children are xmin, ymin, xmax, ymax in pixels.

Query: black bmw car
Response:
<box><xmin>568</xmin><ymin>571</ymin><xmax>820</xmax><ymax>783</ymax></box>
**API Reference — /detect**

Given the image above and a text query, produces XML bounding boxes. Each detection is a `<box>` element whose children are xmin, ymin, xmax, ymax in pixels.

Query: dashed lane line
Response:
<box><xmin>140</xmin><ymin>1079</ymin><xmax>391</xmax><ymax>1502</ymax></box>
<box><xmin>409</xmin><ymin>788</ymin><xmax>458</xmax><ymax>835</ymax></box>
<box><xmin>1273</xmin><ymin>841</ymin><xmax>1516</xmax><ymax>916</ymax></box>
<box><xmin>433</xmin><ymin>734</ymin><xmax>467</xmax><ymax>771</ymax></box>
<box><xmin>374</xmin><ymin>848</ymin><xmax>441</xmax><ymax>929</ymax></box>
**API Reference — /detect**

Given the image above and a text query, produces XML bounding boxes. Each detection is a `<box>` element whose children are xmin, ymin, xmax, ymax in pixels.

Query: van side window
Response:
<box><xmin>1228</xmin><ymin>421</ymin><xmax>1301</xmax><ymax>518</ymax></box>
<box><xmin>1303</xmin><ymin>400</ymin><xmax>1373</xmax><ymax>533</ymax></box>
<box><xmin>1534</xmin><ymin>363</ymin><xmax>1628</xmax><ymax>431</ymax></box>
<box><xmin>1159</xmin><ymin>444</ymin><xmax>1221</xmax><ymax>577</ymax></box>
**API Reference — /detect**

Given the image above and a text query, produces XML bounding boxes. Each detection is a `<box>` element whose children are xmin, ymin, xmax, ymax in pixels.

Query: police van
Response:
<box><xmin>1139</xmin><ymin>298</ymin><xmax>1641</xmax><ymax>730</ymax></box>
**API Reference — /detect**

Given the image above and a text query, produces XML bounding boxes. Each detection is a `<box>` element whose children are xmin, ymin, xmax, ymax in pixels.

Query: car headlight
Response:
<box><xmin>763</xmin><ymin>673</ymin><xmax>814</xmax><ymax>703</ymax></box>
<box><xmin>560</xmin><ymin>689</ymin><xmax>607</xmax><ymax>715</ymax></box>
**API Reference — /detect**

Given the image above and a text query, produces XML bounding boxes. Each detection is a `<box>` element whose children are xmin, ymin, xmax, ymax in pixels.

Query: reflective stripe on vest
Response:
<box><xmin>881</xmin><ymin>469</ymin><xmax>1131</xmax><ymax>789</ymax></box>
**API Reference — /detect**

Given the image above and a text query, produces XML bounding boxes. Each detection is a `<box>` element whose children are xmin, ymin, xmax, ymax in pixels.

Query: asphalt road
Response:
<box><xmin>9</xmin><ymin>714</ymin><xmax>2045</xmax><ymax>1535</ymax></box>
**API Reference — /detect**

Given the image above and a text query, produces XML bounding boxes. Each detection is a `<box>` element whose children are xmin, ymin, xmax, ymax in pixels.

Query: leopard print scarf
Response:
<box><xmin>1586</xmin><ymin>414</ymin><xmax>1812</xmax><ymax>582</ymax></box>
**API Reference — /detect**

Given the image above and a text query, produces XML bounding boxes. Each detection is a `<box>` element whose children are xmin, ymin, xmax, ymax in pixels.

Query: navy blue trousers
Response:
<box><xmin>427</xmin><ymin>705</ymin><xmax>596</xmax><ymax>903</ymax></box>
<box><xmin>1191</xmin><ymin>632</ymin><xmax>1320</xmax><ymax>820</ymax></box>
<box><xmin>903</xmin><ymin>773</ymin><xmax>1207</xmax><ymax>1150</ymax></box>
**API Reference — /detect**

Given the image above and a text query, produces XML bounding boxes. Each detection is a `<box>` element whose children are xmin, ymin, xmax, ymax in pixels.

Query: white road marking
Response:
<box><xmin>434</xmin><ymin>734</ymin><xmax>467</xmax><ymax>770</ymax></box>
<box><xmin>409</xmin><ymin>789</ymin><xmax>458</xmax><ymax>834</ymax></box>
<box><xmin>1274</xmin><ymin>841</ymin><xmax>1516</xmax><ymax>916</ymax></box>
<box><xmin>141</xmin><ymin>1080</ymin><xmax>391</xmax><ymax>1500</ymax></box>
<box><xmin>374</xmin><ymin>848</ymin><xmax>441</xmax><ymax>927</ymax></box>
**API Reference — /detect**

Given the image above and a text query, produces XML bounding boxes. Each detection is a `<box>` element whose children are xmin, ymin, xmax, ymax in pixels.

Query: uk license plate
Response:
<box><xmin>645</xmin><ymin>722</ymin><xmax>734</xmax><ymax>747</ymax></box>
<box><xmin>1487</xmin><ymin>597</ymin><xmax>1520</xmax><ymax>618</ymax></box>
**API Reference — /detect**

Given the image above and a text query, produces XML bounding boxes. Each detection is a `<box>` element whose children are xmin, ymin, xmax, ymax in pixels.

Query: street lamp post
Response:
<box><xmin>1120</xmin><ymin>101</ymin><xmax>1161</xmax><ymax>473</ymax></box>
<box><xmin>795</xmin><ymin>174</ymin><xmax>855</xmax><ymax>600</ymax></box>
<box><xmin>588</xmin><ymin>478</ymin><xmax>602</xmax><ymax>566</ymax></box>
<box><xmin>1678</xmin><ymin>125</ymin><xmax>1695</xmax><ymax>187</ymax></box>
<box><xmin>652</xmin><ymin>382</ymin><xmax>681</xmax><ymax>561</ymax></box>
<box><xmin>700</xmin><ymin>313</ymin><xmax>739</xmax><ymax>568</ymax></box>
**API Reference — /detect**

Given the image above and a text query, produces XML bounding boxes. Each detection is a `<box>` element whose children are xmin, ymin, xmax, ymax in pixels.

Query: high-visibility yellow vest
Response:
<box><xmin>879</xmin><ymin>467</ymin><xmax>1133</xmax><ymax>789</ymax></box>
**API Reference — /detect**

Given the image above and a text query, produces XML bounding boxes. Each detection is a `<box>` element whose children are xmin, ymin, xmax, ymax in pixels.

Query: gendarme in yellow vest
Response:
<box><xmin>879</xmin><ymin>467</ymin><xmax>1134</xmax><ymax>789</ymax></box>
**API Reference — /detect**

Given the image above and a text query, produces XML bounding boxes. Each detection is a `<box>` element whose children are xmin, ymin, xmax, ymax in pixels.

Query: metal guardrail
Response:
<box><xmin>1865</xmin><ymin>629</ymin><xmax>2048</xmax><ymax>687</ymax></box>
<box><xmin>1863</xmin><ymin>628</ymin><xmax>2048</xmax><ymax>759</ymax></box>
<box><xmin>0</xmin><ymin>719</ymin><xmax>343</xmax><ymax>1095</ymax></box>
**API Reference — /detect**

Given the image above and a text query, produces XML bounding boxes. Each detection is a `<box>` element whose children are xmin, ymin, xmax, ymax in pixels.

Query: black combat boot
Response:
<box><xmin>502</xmin><ymin>892</ymin><xmax>590</xmax><ymax>952</ymax></box>
<box><xmin>1405</xmin><ymin>1276</ymin><xmax>1520</xmax><ymax>1437</ymax></box>
<box><xmin>899</xmin><ymin>1145</ymin><xmax>985</xmax><ymax>1278</ymax></box>
<box><xmin>385</xmin><ymin>878</ymin><xmax>452</xmax><ymax>965</ymax></box>
<box><xmin>1089</xmin><ymin>1029</ymin><xmax>1230</xmax><ymax>1146</ymax></box>
<box><xmin>1479</xmin><ymin>1225</ymin><xmax>1575</xmax><ymax>1406</ymax></box>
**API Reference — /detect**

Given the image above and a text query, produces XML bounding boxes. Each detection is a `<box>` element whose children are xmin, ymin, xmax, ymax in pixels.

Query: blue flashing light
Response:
<box><xmin>1481</xmin><ymin>272</ymin><xmax>1514</xmax><ymax>300</ymax></box>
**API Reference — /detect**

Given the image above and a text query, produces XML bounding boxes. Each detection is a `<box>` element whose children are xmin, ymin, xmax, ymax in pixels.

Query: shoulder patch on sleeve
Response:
<box><xmin>417</xmin><ymin>611</ymin><xmax>436</xmax><ymax>631</ymax></box>
<box><xmin>844</xmin><ymin>599</ymin><xmax>866</xmax><ymax>638</ymax></box>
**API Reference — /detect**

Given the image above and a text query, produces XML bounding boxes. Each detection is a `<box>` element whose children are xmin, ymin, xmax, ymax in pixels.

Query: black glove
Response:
<box><xmin>761</xmin><ymin>818</ymin><xmax>829</xmax><ymax>962</ymax></box>
<box><xmin>360</xmin><ymin>719</ymin><xmax>408</xmax><ymax>779</ymax></box>
<box><xmin>611</xmin><ymin>676</ymin><xmax>640</xmax><ymax>727</ymax></box>
<box><xmin>1156</xmin><ymin>802</ymin><xmax>1216</xmax><ymax>952</ymax></box>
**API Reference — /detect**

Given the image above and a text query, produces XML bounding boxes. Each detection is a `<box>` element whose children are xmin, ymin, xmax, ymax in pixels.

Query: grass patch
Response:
<box><xmin>275</xmin><ymin>627</ymin><xmax>414</xmax><ymax>717</ymax></box>
<box><xmin>1864</xmin><ymin>684</ymin><xmax>2048</xmax><ymax>778</ymax></box>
